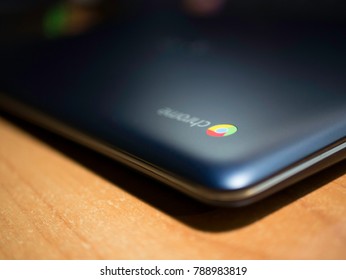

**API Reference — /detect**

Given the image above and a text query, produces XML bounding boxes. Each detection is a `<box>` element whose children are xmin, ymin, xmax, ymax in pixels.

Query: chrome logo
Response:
<box><xmin>206</xmin><ymin>124</ymin><xmax>238</xmax><ymax>137</ymax></box>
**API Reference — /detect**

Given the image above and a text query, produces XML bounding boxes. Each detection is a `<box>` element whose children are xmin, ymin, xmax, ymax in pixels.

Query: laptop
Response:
<box><xmin>1</xmin><ymin>1</ymin><xmax>345</xmax><ymax>206</ymax></box>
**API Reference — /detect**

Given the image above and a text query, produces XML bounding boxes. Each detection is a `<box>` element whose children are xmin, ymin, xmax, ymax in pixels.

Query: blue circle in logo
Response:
<box><xmin>215</xmin><ymin>128</ymin><xmax>228</xmax><ymax>134</ymax></box>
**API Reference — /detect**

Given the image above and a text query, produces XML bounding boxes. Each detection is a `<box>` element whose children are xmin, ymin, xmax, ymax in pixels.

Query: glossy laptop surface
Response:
<box><xmin>1</xmin><ymin>3</ymin><xmax>345</xmax><ymax>205</ymax></box>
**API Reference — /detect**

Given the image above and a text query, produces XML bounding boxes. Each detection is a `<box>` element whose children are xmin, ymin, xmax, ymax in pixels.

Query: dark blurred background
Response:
<box><xmin>1</xmin><ymin>0</ymin><xmax>345</xmax><ymax>45</ymax></box>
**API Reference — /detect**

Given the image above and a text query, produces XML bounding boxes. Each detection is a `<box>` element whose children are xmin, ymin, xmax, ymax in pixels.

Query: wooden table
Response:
<box><xmin>0</xmin><ymin>115</ymin><xmax>345</xmax><ymax>259</ymax></box>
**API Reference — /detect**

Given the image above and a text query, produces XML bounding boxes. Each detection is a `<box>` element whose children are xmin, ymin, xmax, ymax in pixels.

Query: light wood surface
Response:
<box><xmin>0</xmin><ymin>115</ymin><xmax>345</xmax><ymax>259</ymax></box>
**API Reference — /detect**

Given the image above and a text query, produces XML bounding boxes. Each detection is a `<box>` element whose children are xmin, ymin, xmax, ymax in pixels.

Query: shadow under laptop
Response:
<box><xmin>2</xmin><ymin>112</ymin><xmax>345</xmax><ymax>232</ymax></box>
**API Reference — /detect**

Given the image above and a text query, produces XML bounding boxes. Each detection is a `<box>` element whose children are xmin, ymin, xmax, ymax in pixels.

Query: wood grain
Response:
<box><xmin>0</xmin><ymin>116</ymin><xmax>345</xmax><ymax>259</ymax></box>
